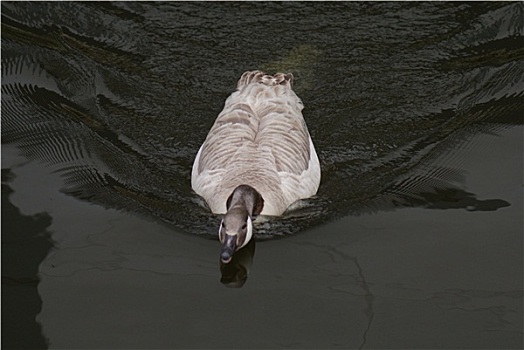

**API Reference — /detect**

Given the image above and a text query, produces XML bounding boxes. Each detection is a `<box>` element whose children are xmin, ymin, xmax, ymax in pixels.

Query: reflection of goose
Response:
<box><xmin>192</xmin><ymin>71</ymin><xmax>321</xmax><ymax>263</ymax></box>
<box><xmin>220</xmin><ymin>239</ymin><xmax>256</xmax><ymax>288</ymax></box>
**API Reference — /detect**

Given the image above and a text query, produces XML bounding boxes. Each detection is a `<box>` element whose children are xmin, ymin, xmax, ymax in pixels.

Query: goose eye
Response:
<box><xmin>241</xmin><ymin>223</ymin><xmax>247</xmax><ymax>230</ymax></box>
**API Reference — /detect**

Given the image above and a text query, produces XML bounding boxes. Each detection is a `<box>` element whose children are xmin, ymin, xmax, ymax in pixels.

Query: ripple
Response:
<box><xmin>2</xmin><ymin>2</ymin><xmax>523</xmax><ymax>239</ymax></box>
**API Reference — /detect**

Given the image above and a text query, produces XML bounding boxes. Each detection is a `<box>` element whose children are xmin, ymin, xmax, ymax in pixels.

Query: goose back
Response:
<box><xmin>192</xmin><ymin>71</ymin><xmax>320</xmax><ymax>215</ymax></box>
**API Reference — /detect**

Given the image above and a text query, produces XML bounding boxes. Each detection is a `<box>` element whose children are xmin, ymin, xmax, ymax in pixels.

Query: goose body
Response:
<box><xmin>191</xmin><ymin>70</ymin><xmax>320</xmax><ymax>262</ymax></box>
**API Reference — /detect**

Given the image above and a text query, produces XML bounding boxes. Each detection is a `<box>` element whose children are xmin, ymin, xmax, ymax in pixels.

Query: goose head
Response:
<box><xmin>219</xmin><ymin>184</ymin><xmax>263</xmax><ymax>263</ymax></box>
<box><xmin>219</xmin><ymin>207</ymin><xmax>253</xmax><ymax>264</ymax></box>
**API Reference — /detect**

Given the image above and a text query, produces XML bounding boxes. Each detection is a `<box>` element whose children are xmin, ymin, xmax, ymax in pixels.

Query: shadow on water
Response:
<box><xmin>375</xmin><ymin>176</ymin><xmax>511</xmax><ymax>212</ymax></box>
<box><xmin>1</xmin><ymin>169</ymin><xmax>54</xmax><ymax>349</ymax></box>
<box><xmin>400</xmin><ymin>187</ymin><xmax>510</xmax><ymax>211</ymax></box>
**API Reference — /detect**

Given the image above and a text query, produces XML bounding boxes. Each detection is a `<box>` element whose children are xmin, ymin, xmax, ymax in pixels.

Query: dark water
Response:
<box><xmin>1</xmin><ymin>2</ymin><xmax>523</xmax><ymax>349</ymax></box>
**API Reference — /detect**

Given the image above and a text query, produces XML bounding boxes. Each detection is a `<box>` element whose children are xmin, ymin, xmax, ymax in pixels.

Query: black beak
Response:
<box><xmin>221</xmin><ymin>234</ymin><xmax>237</xmax><ymax>264</ymax></box>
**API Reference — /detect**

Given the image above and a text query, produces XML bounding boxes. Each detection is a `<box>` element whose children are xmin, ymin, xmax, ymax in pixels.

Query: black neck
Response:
<box><xmin>226</xmin><ymin>185</ymin><xmax>264</xmax><ymax>217</ymax></box>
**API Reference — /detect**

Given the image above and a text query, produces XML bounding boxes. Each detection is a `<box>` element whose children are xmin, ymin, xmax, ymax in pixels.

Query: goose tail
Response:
<box><xmin>237</xmin><ymin>71</ymin><xmax>293</xmax><ymax>90</ymax></box>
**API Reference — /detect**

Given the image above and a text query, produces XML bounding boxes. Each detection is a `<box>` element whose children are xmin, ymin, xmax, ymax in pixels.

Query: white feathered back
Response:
<box><xmin>192</xmin><ymin>71</ymin><xmax>320</xmax><ymax>215</ymax></box>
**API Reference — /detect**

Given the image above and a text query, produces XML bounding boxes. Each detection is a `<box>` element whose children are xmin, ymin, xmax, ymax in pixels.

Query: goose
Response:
<box><xmin>191</xmin><ymin>70</ymin><xmax>321</xmax><ymax>263</ymax></box>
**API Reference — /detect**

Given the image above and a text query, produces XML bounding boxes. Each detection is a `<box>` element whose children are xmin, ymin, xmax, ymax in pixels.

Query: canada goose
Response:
<box><xmin>192</xmin><ymin>71</ymin><xmax>321</xmax><ymax>263</ymax></box>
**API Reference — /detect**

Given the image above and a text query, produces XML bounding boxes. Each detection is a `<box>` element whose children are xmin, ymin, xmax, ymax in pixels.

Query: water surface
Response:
<box><xmin>1</xmin><ymin>2</ymin><xmax>523</xmax><ymax>349</ymax></box>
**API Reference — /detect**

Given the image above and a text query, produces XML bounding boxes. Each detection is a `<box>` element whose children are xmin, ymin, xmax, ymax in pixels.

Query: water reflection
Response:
<box><xmin>1</xmin><ymin>169</ymin><xmax>54</xmax><ymax>349</ymax></box>
<box><xmin>378</xmin><ymin>181</ymin><xmax>511</xmax><ymax>212</ymax></box>
<box><xmin>220</xmin><ymin>239</ymin><xmax>256</xmax><ymax>288</ymax></box>
<box><xmin>419</xmin><ymin>188</ymin><xmax>510</xmax><ymax>211</ymax></box>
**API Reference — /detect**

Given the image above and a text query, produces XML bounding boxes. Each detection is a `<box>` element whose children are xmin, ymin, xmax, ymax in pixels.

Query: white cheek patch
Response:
<box><xmin>218</xmin><ymin>219</ymin><xmax>224</xmax><ymax>242</ymax></box>
<box><xmin>239</xmin><ymin>216</ymin><xmax>253</xmax><ymax>249</ymax></box>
